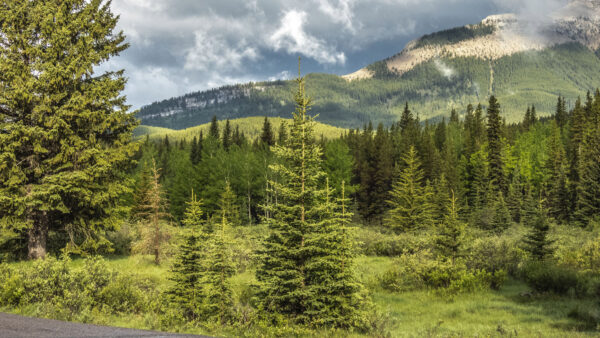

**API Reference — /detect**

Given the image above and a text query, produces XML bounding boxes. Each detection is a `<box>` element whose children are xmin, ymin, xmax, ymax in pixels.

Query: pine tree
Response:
<box><xmin>209</xmin><ymin>115</ymin><xmax>220</xmax><ymax>140</ymax></box>
<box><xmin>436</xmin><ymin>191</ymin><xmax>465</xmax><ymax>263</ymax></box>
<box><xmin>256</xmin><ymin>60</ymin><xmax>366</xmax><ymax>328</ymax></box>
<box><xmin>450</xmin><ymin>108</ymin><xmax>459</xmax><ymax>124</ymax></box>
<box><xmin>506</xmin><ymin>166</ymin><xmax>523</xmax><ymax>223</ymax></box>
<box><xmin>190</xmin><ymin>136</ymin><xmax>200</xmax><ymax>165</ymax></box>
<box><xmin>487</xmin><ymin>96</ymin><xmax>506</xmax><ymax>194</ymax></box>
<box><xmin>555</xmin><ymin>96</ymin><xmax>568</xmax><ymax>129</ymax></box>
<box><xmin>134</xmin><ymin>160</ymin><xmax>171</xmax><ymax>265</ymax></box>
<box><xmin>371</xmin><ymin>123</ymin><xmax>394</xmax><ymax>224</ymax></box>
<box><xmin>167</xmin><ymin>193</ymin><xmax>206</xmax><ymax>320</ymax></box>
<box><xmin>222</xmin><ymin>119</ymin><xmax>232</xmax><ymax>151</ymax></box>
<box><xmin>201</xmin><ymin>187</ymin><xmax>235</xmax><ymax>325</ymax></box>
<box><xmin>491</xmin><ymin>190</ymin><xmax>512</xmax><ymax>232</ymax></box>
<box><xmin>386</xmin><ymin>146</ymin><xmax>434</xmax><ymax>232</ymax></box>
<box><xmin>399</xmin><ymin>102</ymin><xmax>414</xmax><ymax>133</ymax></box>
<box><xmin>260</xmin><ymin>117</ymin><xmax>276</xmax><ymax>147</ymax></box>
<box><xmin>523</xmin><ymin>200</ymin><xmax>555</xmax><ymax>260</ymax></box>
<box><xmin>574</xmin><ymin>125</ymin><xmax>600</xmax><ymax>225</ymax></box>
<box><xmin>277</xmin><ymin>121</ymin><xmax>288</xmax><ymax>145</ymax></box>
<box><xmin>545</xmin><ymin>123</ymin><xmax>570</xmax><ymax>222</ymax></box>
<box><xmin>0</xmin><ymin>0</ymin><xmax>138</xmax><ymax>259</ymax></box>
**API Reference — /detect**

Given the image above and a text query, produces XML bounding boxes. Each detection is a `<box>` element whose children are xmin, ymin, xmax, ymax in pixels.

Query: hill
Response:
<box><xmin>136</xmin><ymin>0</ymin><xmax>600</xmax><ymax>129</ymax></box>
<box><xmin>135</xmin><ymin>116</ymin><xmax>347</xmax><ymax>142</ymax></box>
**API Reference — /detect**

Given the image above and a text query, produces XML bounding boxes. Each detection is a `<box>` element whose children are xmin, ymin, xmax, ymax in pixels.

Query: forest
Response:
<box><xmin>2</xmin><ymin>1</ymin><xmax>600</xmax><ymax>337</ymax></box>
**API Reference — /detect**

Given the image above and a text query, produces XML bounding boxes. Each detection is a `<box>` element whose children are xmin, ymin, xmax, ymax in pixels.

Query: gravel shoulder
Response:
<box><xmin>0</xmin><ymin>312</ymin><xmax>208</xmax><ymax>338</ymax></box>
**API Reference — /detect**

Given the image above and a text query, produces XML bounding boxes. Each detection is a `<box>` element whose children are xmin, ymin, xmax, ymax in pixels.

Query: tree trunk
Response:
<box><xmin>28</xmin><ymin>211</ymin><xmax>48</xmax><ymax>259</ymax></box>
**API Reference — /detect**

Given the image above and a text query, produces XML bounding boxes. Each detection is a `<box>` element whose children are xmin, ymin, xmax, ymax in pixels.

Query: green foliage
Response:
<box><xmin>386</xmin><ymin>146</ymin><xmax>434</xmax><ymax>232</ymax></box>
<box><xmin>0</xmin><ymin>0</ymin><xmax>139</xmax><ymax>259</ymax></box>
<box><xmin>520</xmin><ymin>261</ymin><xmax>579</xmax><ymax>295</ymax></box>
<box><xmin>413</xmin><ymin>23</ymin><xmax>496</xmax><ymax>49</ymax></box>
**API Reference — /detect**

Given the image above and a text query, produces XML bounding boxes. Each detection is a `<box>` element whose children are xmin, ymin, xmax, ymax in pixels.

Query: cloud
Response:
<box><xmin>270</xmin><ymin>10</ymin><xmax>346</xmax><ymax>65</ymax></box>
<box><xmin>104</xmin><ymin>0</ymin><xmax>504</xmax><ymax>109</ymax></box>
<box><xmin>184</xmin><ymin>33</ymin><xmax>259</xmax><ymax>71</ymax></box>
<box><xmin>434</xmin><ymin>59</ymin><xmax>455</xmax><ymax>79</ymax></box>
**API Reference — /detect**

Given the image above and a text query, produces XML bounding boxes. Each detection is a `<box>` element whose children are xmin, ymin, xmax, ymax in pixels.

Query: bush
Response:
<box><xmin>520</xmin><ymin>261</ymin><xmax>578</xmax><ymax>295</ymax></box>
<box><xmin>379</xmin><ymin>250</ymin><xmax>506</xmax><ymax>294</ymax></box>
<box><xmin>569</xmin><ymin>305</ymin><xmax>600</xmax><ymax>330</ymax></box>
<box><xmin>356</xmin><ymin>227</ymin><xmax>433</xmax><ymax>257</ymax></box>
<box><xmin>465</xmin><ymin>234</ymin><xmax>528</xmax><ymax>276</ymax></box>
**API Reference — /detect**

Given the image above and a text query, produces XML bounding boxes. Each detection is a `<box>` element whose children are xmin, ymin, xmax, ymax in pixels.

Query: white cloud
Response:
<box><xmin>316</xmin><ymin>0</ymin><xmax>356</xmax><ymax>32</ymax></box>
<box><xmin>270</xmin><ymin>10</ymin><xmax>346</xmax><ymax>65</ymax></box>
<box><xmin>184</xmin><ymin>33</ymin><xmax>259</xmax><ymax>71</ymax></box>
<box><xmin>434</xmin><ymin>59</ymin><xmax>455</xmax><ymax>79</ymax></box>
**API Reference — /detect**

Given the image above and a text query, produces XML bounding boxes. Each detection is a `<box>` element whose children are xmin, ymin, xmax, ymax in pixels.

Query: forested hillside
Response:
<box><xmin>137</xmin><ymin>43</ymin><xmax>600</xmax><ymax>129</ymax></box>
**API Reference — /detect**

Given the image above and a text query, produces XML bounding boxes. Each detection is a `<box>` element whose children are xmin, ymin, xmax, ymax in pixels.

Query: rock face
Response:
<box><xmin>343</xmin><ymin>0</ymin><xmax>600</xmax><ymax>80</ymax></box>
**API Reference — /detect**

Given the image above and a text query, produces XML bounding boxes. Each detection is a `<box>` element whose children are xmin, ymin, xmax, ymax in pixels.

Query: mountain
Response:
<box><xmin>137</xmin><ymin>0</ymin><xmax>600</xmax><ymax>130</ymax></box>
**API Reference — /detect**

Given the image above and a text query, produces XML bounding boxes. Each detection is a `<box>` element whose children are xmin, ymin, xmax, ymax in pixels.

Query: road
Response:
<box><xmin>0</xmin><ymin>312</ymin><xmax>208</xmax><ymax>338</ymax></box>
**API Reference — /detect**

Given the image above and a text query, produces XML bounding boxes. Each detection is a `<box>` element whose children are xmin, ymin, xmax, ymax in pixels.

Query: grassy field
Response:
<box><xmin>4</xmin><ymin>254</ymin><xmax>596</xmax><ymax>337</ymax></box>
<box><xmin>134</xmin><ymin>116</ymin><xmax>348</xmax><ymax>142</ymax></box>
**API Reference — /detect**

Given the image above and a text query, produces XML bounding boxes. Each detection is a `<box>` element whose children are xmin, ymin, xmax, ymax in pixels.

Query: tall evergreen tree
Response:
<box><xmin>256</xmin><ymin>61</ymin><xmax>366</xmax><ymax>328</ymax></box>
<box><xmin>201</xmin><ymin>185</ymin><xmax>235</xmax><ymax>324</ymax></box>
<box><xmin>260</xmin><ymin>116</ymin><xmax>276</xmax><ymax>147</ymax></box>
<box><xmin>436</xmin><ymin>191</ymin><xmax>464</xmax><ymax>263</ymax></box>
<box><xmin>222</xmin><ymin>119</ymin><xmax>232</xmax><ymax>151</ymax></box>
<box><xmin>545</xmin><ymin>123</ymin><xmax>570</xmax><ymax>222</ymax></box>
<box><xmin>0</xmin><ymin>0</ymin><xmax>138</xmax><ymax>258</ymax></box>
<box><xmin>386</xmin><ymin>146</ymin><xmax>433</xmax><ymax>232</ymax></box>
<box><xmin>277</xmin><ymin>121</ymin><xmax>288</xmax><ymax>145</ymax></box>
<box><xmin>555</xmin><ymin>96</ymin><xmax>568</xmax><ymax>129</ymax></box>
<box><xmin>167</xmin><ymin>193</ymin><xmax>206</xmax><ymax>320</ymax></box>
<box><xmin>486</xmin><ymin>96</ymin><xmax>506</xmax><ymax>194</ymax></box>
<box><xmin>209</xmin><ymin>115</ymin><xmax>220</xmax><ymax>139</ymax></box>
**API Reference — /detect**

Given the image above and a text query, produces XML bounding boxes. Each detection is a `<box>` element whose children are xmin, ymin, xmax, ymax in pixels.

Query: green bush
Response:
<box><xmin>356</xmin><ymin>227</ymin><xmax>433</xmax><ymax>257</ymax></box>
<box><xmin>569</xmin><ymin>305</ymin><xmax>600</xmax><ymax>330</ymax></box>
<box><xmin>379</xmin><ymin>250</ymin><xmax>506</xmax><ymax>294</ymax></box>
<box><xmin>465</xmin><ymin>234</ymin><xmax>528</xmax><ymax>276</ymax></box>
<box><xmin>520</xmin><ymin>261</ymin><xmax>578</xmax><ymax>295</ymax></box>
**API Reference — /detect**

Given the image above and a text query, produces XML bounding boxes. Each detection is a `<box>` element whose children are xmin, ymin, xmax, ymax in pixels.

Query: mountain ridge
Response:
<box><xmin>136</xmin><ymin>0</ymin><xmax>600</xmax><ymax>130</ymax></box>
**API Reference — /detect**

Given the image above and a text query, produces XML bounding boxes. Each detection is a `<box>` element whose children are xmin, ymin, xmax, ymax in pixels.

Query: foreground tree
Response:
<box><xmin>256</xmin><ymin>61</ymin><xmax>367</xmax><ymax>328</ymax></box>
<box><xmin>167</xmin><ymin>193</ymin><xmax>206</xmax><ymax>320</ymax></box>
<box><xmin>523</xmin><ymin>201</ymin><xmax>555</xmax><ymax>260</ymax></box>
<box><xmin>0</xmin><ymin>0</ymin><xmax>138</xmax><ymax>259</ymax></box>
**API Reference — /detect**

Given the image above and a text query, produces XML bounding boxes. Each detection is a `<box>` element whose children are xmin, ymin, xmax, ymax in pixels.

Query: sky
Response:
<box><xmin>103</xmin><ymin>0</ymin><xmax>569</xmax><ymax>109</ymax></box>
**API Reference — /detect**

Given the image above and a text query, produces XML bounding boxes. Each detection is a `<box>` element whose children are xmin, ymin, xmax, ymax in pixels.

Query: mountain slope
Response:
<box><xmin>137</xmin><ymin>0</ymin><xmax>600</xmax><ymax>129</ymax></box>
<box><xmin>135</xmin><ymin>117</ymin><xmax>347</xmax><ymax>142</ymax></box>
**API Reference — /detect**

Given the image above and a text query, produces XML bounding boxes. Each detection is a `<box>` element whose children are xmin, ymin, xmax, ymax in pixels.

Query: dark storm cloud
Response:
<box><xmin>103</xmin><ymin>0</ymin><xmax>560</xmax><ymax>109</ymax></box>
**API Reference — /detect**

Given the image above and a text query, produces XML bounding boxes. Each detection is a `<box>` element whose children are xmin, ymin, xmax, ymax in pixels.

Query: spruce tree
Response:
<box><xmin>555</xmin><ymin>96</ymin><xmax>568</xmax><ymax>129</ymax></box>
<box><xmin>256</xmin><ymin>60</ymin><xmax>366</xmax><ymax>328</ymax></box>
<box><xmin>201</xmin><ymin>186</ymin><xmax>235</xmax><ymax>325</ymax></box>
<box><xmin>574</xmin><ymin>125</ymin><xmax>600</xmax><ymax>225</ymax></box>
<box><xmin>190</xmin><ymin>136</ymin><xmax>200</xmax><ymax>165</ymax></box>
<box><xmin>545</xmin><ymin>123</ymin><xmax>570</xmax><ymax>222</ymax></box>
<box><xmin>523</xmin><ymin>201</ymin><xmax>555</xmax><ymax>260</ymax></box>
<box><xmin>486</xmin><ymin>96</ymin><xmax>506</xmax><ymax>194</ymax></box>
<box><xmin>209</xmin><ymin>116</ymin><xmax>220</xmax><ymax>139</ymax></box>
<box><xmin>0</xmin><ymin>0</ymin><xmax>138</xmax><ymax>259</ymax></box>
<box><xmin>134</xmin><ymin>160</ymin><xmax>171</xmax><ymax>265</ymax></box>
<box><xmin>222</xmin><ymin>119</ymin><xmax>232</xmax><ymax>151</ymax></box>
<box><xmin>277</xmin><ymin>121</ymin><xmax>288</xmax><ymax>145</ymax></box>
<box><xmin>386</xmin><ymin>146</ymin><xmax>434</xmax><ymax>232</ymax></box>
<box><xmin>436</xmin><ymin>191</ymin><xmax>464</xmax><ymax>263</ymax></box>
<box><xmin>260</xmin><ymin>116</ymin><xmax>276</xmax><ymax>147</ymax></box>
<box><xmin>167</xmin><ymin>193</ymin><xmax>206</xmax><ymax>320</ymax></box>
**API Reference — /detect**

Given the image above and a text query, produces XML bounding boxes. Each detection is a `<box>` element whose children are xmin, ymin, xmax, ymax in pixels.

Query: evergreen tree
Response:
<box><xmin>545</xmin><ymin>123</ymin><xmax>570</xmax><ymax>222</ymax></box>
<box><xmin>574</xmin><ymin>125</ymin><xmax>600</xmax><ymax>225</ymax></box>
<box><xmin>491</xmin><ymin>190</ymin><xmax>512</xmax><ymax>232</ymax></box>
<box><xmin>209</xmin><ymin>115</ymin><xmax>220</xmax><ymax>139</ymax></box>
<box><xmin>487</xmin><ymin>96</ymin><xmax>506</xmax><ymax>194</ymax></box>
<box><xmin>436</xmin><ymin>191</ymin><xmax>464</xmax><ymax>263</ymax></box>
<box><xmin>190</xmin><ymin>136</ymin><xmax>200</xmax><ymax>165</ymax></box>
<box><xmin>555</xmin><ymin>96</ymin><xmax>568</xmax><ymax>129</ymax></box>
<box><xmin>371</xmin><ymin>123</ymin><xmax>394</xmax><ymax>224</ymax></box>
<box><xmin>222</xmin><ymin>119</ymin><xmax>232</xmax><ymax>151</ymax></box>
<box><xmin>399</xmin><ymin>102</ymin><xmax>414</xmax><ymax>133</ymax></box>
<box><xmin>260</xmin><ymin>116</ymin><xmax>276</xmax><ymax>147</ymax></box>
<box><xmin>167</xmin><ymin>193</ymin><xmax>206</xmax><ymax>320</ymax></box>
<box><xmin>201</xmin><ymin>186</ymin><xmax>235</xmax><ymax>325</ymax></box>
<box><xmin>0</xmin><ymin>0</ymin><xmax>138</xmax><ymax>258</ymax></box>
<box><xmin>450</xmin><ymin>108</ymin><xmax>459</xmax><ymax>124</ymax></box>
<box><xmin>506</xmin><ymin>166</ymin><xmax>523</xmax><ymax>223</ymax></box>
<box><xmin>523</xmin><ymin>201</ymin><xmax>555</xmax><ymax>260</ymax></box>
<box><xmin>434</xmin><ymin>119</ymin><xmax>447</xmax><ymax>152</ymax></box>
<box><xmin>256</xmin><ymin>61</ymin><xmax>366</xmax><ymax>328</ymax></box>
<box><xmin>277</xmin><ymin>121</ymin><xmax>288</xmax><ymax>145</ymax></box>
<box><xmin>386</xmin><ymin>146</ymin><xmax>434</xmax><ymax>232</ymax></box>
<box><xmin>134</xmin><ymin>160</ymin><xmax>171</xmax><ymax>265</ymax></box>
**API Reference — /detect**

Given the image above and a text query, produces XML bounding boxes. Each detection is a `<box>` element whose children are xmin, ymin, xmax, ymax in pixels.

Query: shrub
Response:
<box><xmin>0</xmin><ymin>264</ymin><xmax>24</xmax><ymax>306</ymax></box>
<box><xmin>465</xmin><ymin>234</ymin><xmax>528</xmax><ymax>276</ymax></box>
<box><xmin>356</xmin><ymin>227</ymin><xmax>433</xmax><ymax>257</ymax></box>
<box><xmin>520</xmin><ymin>261</ymin><xmax>578</xmax><ymax>294</ymax></box>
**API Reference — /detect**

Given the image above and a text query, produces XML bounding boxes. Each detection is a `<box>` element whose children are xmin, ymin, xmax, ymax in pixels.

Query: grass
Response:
<box><xmin>134</xmin><ymin>116</ymin><xmax>347</xmax><ymax>142</ymax></box>
<box><xmin>5</xmin><ymin>254</ymin><xmax>597</xmax><ymax>337</ymax></box>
